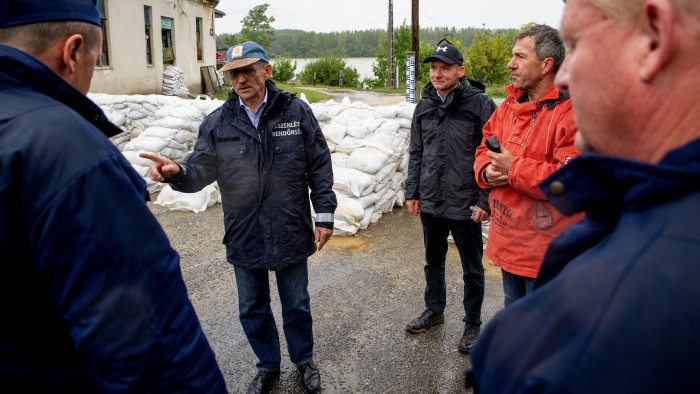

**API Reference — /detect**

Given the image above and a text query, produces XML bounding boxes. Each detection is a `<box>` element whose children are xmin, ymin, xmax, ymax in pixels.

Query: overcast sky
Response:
<box><xmin>214</xmin><ymin>0</ymin><xmax>566</xmax><ymax>34</ymax></box>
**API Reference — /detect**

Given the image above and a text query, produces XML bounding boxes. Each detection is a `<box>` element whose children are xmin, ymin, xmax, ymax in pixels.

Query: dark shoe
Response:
<box><xmin>458</xmin><ymin>323</ymin><xmax>481</xmax><ymax>353</ymax></box>
<box><xmin>297</xmin><ymin>361</ymin><xmax>321</xmax><ymax>393</ymax></box>
<box><xmin>247</xmin><ymin>369</ymin><xmax>280</xmax><ymax>394</ymax></box>
<box><xmin>406</xmin><ymin>308</ymin><xmax>444</xmax><ymax>333</ymax></box>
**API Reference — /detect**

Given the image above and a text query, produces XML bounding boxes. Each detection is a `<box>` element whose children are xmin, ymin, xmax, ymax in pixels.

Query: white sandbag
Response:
<box><xmin>332</xmin><ymin>193</ymin><xmax>365</xmax><ymax>235</ymax></box>
<box><xmin>322</xmin><ymin>123</ymin><xmax>347</xmax><ymax>145</ymax></box>
<box><xmin>400</xmin><ymin>116</ymin><xmax>413</xmax><ymax>129</ymax></box>
<box><xmin>155</xmin><ymin>105</ymin><xmax>202</xmax><ymax>122</ymax></box>
<box><xmin>373</xmin><ymin>104</ymin><xmax>401</xmax><ymax>119</ymax></box>
<box><xmin>151</xmin><ymin>116</ymin><xmax>192</xmax><ymax>130</ymax></box>
<box><xmin>160</xmin><ymin>147</ymin><xmax>184</xmax><ymax>161</ymax></box>
<box><xmin>123</xmin><ymin>136</ymin><xmax>169</xmax><ymax>153</ymax></box>
<box><xmin>398</xmin><ymin>102</ymin><xmax>416</xmax><ymax>119</ymax></box>
<box><xmin>141</xmin><ymin>126</ymin><xmax>177</xmax><ymax>139</ymax></box>
<box><xmin>390</xmin><ymin>171</ymin><xmax>406</xmax><ymax>190</ymax></box>
<box><xmin>330</xmin><ymin>107</ymin><xmax>373</xmax><ymax>127</ymax></box>
<box><xmin>122</xmin><ymin>150</ymin><xmax>156</xmax><ymax>168</ymax></box>
<box><xmin>359</xmin><ymin>206</ymin><xmax>374</xmax><ymax>230</ymax></box>
<box><xmin>174</xmin><ymin>130</ymin><xmax>197</xmax><ymax>146</ymax></box>
<box><xmin>362</xmin><ymin>129</ymin><xmax>395</xmax><ymax>153</ymax></box>
<box><xmin>399</xmin><ymin>152</ymin><xmax>410</xmax><ymax>173</ymax></box>
<box><xmin>155</xmin><ymin>183</ymin><xmax>221</xmax><ymax>213</ymax></box>
<box><xmin>310</xmin><ymin>103</ymin><xmax>345</xmax><ymax>122</ymax></box>
<box><xmin>345</xmin><ymin>117</ymin><xmax>384</xmax><ymax>139</ymax></box>
<box><xmin>331</xmin><ymin>152</ymin><xmax>349</xmax><ymax>168</ymax></box>
<box><xmin>347</xmin><ymin>147</ymin><xmax>391</xmax><ymax>175</ymax></box>
<box><xmin>373</xmin><ymin>162</ymin><xmax>398</xmax><ymax>185</ymax></box>
<box><xmin>335</xmin><ymin>135</ymin><xmax>366</xmax><ymax>154</ymax></box>
<box><xmin>394</xmin><ymin>189</ymin><xmax>406</xmax><ymax>207</ymax></box>
<box><xmin>356</xmin><ymin>192</ymin><xmax>381</xmax><ymax>209</ymax></box>
<box><xmin>332</xmin><ymin>166</ymin><xmax>375</xmax><ymax>198</ymax></box>
<box><xmin>109</xmin><ymin>111</ymin><xmax>127</xmax><ymax>127</ymax></box>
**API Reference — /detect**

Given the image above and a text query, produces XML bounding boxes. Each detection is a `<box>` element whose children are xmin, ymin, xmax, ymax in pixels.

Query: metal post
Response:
<box><xmin>411</xmin><ymin>0</ymin><xmax>420</xmax><ymax>101</ymax></box>
<box><xmin>387</xmin><ymin>0</ymin><xmax>394</xmax><ymax>87</ymax></box>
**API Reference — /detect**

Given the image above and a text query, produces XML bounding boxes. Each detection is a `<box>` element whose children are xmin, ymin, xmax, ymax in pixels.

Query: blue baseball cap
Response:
<box><xmin>219</xmin><ymin>41</ymin><xmax>269</xmax><ymax>72</ymax></box>
<box><xmin>0</xmin><ymin>0</ymin><xmax>102</xmax><ymax>28</ymax></box>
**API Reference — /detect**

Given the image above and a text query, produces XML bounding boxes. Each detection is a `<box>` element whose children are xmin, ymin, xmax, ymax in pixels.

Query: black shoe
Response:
<box><xmin>458</xmin><ymin>323</ymin><xmax>481</xmax><ymax>353</ymax></box>
<box><xmin>297</xmin><ymin>361</ymin><xmax>321</xmax><ymax>393</ymax></box>
<box><xmin>247</xmin><ymin>369</ymin><xmax>280</xmax><ymax>394</ymax></box>
<box><xmin>406</xmin><ymin>308</ymin><xmax>444</xmax><ymax>333</ymax></box>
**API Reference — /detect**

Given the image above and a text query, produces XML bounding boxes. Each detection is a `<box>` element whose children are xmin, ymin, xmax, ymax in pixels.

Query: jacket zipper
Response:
<box><xmin>520</xmin><ymin>111</ymin><xmax>538</xmax><ymax>146</ymax></box>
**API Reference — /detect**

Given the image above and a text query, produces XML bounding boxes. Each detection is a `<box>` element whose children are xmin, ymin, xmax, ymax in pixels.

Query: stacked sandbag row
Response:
<box><xmin>162</xmin><ymin>66</ymin><xmax>190</xmax><ymax>96</ymax></box>
<box><xmin>89</xmin><ymin>93</ymin><xmax>416</xmax><ymax>235</ymax></box>
<box><xmin>89</xmin><ymin>93</ymin><xmax>221</xmax><ymax>194</ymax></box>
<box><xmin>310</xmin><ymin>97</ymin><xmax>416</xmax><ymax>236</ymax></box>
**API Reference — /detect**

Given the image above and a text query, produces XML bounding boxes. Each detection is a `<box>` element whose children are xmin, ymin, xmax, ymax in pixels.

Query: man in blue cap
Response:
<box><xmin>141</xmin><ymin>41</ymin><xmax>335</xmax><ymax>394</ymax></box>
<box><xmin>0</xmin><ymin>1</ymin><xmax>226</xmax><ymax>392</ymax></box>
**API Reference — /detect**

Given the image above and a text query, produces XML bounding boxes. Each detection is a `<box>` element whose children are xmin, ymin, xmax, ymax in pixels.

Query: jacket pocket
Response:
<box><xmin>528</xmin><ymin>200</ymin><xmax>553</xmax><ymax>230</ymax></box>
<box><xmin>216</xmin><ymin>142</ymin><xmax>247</xmax><ymax>160</ymax></box>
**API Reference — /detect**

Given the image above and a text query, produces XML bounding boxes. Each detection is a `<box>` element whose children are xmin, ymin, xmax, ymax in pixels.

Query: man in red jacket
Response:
<box><xmin>473</xmin><ymin>24</ymin><xmax>582</xmax><ymax>307</ymax></box>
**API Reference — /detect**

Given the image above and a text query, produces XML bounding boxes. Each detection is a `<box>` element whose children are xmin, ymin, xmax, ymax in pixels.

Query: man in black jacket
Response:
<box><xmin>142</xmin><ymin>41</ymin><xmax>335</xmax><ymax>394</ymax></box>
<box><xmin>405</xmin><ymin>41</ymin><xmax>496</xmax><ymax>353</ymax></box>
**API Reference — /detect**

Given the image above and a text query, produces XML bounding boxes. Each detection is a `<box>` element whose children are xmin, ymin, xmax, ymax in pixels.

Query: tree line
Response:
<box><xmin>217</xmin><ymin>26</ymin><xmax>516</xmax><ymax>59</ymax></box>
<box><xmin>217</xmin><ymin>4</ymin><xmax>525</xmax><ymax>88</ymax></box>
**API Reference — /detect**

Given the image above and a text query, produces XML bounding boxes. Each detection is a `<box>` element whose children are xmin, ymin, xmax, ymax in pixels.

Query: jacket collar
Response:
<box><xmin>506</xmin><ymin>83</ymin><xmax>570</xmax><ymax>109</ymax></box>
<box><xmin>541</xmin><ymin>137</ymin><xmax>700</xmax><ymax>218</ymax></box>
<box><xmin>0</xmin><ymin>44</ymin><xmax>121</xmax><ymax>137</ymax></box>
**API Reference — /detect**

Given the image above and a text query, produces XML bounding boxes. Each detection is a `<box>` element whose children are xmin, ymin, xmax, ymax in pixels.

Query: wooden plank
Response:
<box><xmin>200</xmin><ymin>66</ymin><xmax>214</xmax><ymax>95</ymax></box>
<box><xmin>207</xmin><ymin>66</ymin><xmax>221</xmax><ymax>93</ymax></box>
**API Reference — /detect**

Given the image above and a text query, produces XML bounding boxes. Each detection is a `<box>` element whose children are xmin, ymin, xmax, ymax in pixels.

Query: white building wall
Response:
<box><xmin>90</xmin><ymin>0</ymin><xmax>219</xmax><ymax>95</ymax></box>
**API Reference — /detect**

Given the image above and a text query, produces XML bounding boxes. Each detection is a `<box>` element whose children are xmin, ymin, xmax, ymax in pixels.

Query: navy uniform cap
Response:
<box><xmin>0</xmin><ymin>0</ymin><xmax>102</xmax><ymax>28</ymax></box>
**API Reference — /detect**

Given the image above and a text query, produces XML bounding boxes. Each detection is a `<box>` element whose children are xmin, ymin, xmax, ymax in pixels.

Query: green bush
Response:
<box><xmin>272</xmin><ymin>58</ymin><xmax>297</xmax><ymax>83</ymax></box>
<box><xmin>298</xmin><ymin>57</ymin><xmax>360</xmax><ymax>88</ymax></box>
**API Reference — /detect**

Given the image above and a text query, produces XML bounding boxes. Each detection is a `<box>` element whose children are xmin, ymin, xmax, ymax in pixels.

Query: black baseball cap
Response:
<box><xmin>423</xmin><ymin>43</ymin><xmax>463</xmax><ymax>66</ymax></box>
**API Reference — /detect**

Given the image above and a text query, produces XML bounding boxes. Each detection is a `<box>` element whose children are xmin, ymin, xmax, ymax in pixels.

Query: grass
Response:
<box><xmin>211</xmin><ymin>84</ymin><xmax>332</xmax><ymax>103</ymax></box>
<box><xmin>212</xmin><ymin>83</ymin><xmax>508</xmax><ymax>102</ymax></box>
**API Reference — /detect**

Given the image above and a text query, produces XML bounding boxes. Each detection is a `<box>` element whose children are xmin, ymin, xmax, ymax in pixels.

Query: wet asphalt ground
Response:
<box><xmin>149</xmin><ymin>202</ymin><xmax>505</xmax><ymax>393</ymax></box>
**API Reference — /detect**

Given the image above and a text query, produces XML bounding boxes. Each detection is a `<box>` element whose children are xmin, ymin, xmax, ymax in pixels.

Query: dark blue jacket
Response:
<box><xmin>406</xmin><ymin>78</ymin><xmax>495</xmax><ymax>219</ymax></box>
<box><xmin>467</xmin><ymin>138</ymin><xmax>700</xmax><ymax>393</ymax></box>
<box><xmin>0</xmin><ymin>45</ymin><xmax>226</xmax><ymax>393</ymax></box>
<box><xmin>169</xmin><ymin>80</ymin><xmax>336</xmax><ymax>270</ymax></box>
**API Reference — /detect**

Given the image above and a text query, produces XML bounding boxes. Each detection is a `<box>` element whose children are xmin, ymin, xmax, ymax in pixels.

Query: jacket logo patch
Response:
<box><xmin>490</xmin><ymin>198</ymin><xmax>516</xmax><ymax>227</ymax></box>
<box><xmin>272</xmin><ymin>121</ymin><xmax>302</xmax><ymax>137</ymax></box>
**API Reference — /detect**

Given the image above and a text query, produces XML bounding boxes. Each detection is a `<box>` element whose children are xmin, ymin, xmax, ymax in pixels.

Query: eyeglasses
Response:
<box><xmin>229</xmin><ymin>66</ymin><xmax>260</xmax><ymax>79</ymax></box>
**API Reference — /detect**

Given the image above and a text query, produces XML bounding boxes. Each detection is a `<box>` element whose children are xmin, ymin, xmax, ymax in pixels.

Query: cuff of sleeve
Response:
<box><xmin>315</xmin><ymin>213</ymin><xmax>334</xmax><ymax>223</ymax></box>
<box><xmin>315</xmin><ymin>221</ymin><xmax>334</xmax><ymax>229</ymax></box>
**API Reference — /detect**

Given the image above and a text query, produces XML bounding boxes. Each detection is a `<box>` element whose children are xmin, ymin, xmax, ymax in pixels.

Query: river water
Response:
<box><xmin>272</xmin><ymin>57</ymin><xmax>377</xmax><ymax>80</ymax></box>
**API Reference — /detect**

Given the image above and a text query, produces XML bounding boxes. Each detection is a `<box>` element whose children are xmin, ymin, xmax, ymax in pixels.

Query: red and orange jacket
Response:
<box><xmin>474</xmin><ymin>84</ymin><xmax>583</xmax><ymax>278</ymax></box>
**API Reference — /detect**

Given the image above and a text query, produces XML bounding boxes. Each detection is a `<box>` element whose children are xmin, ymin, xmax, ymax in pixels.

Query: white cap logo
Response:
<box><xmin>435</xmin><ymin>46</ymin><xmax>448</xmax><ymax>53</ymax></box>
<box><xmin>232</xmin><ymin>45</ymin><xmax>244</xmax><ymax>58</ymax></box>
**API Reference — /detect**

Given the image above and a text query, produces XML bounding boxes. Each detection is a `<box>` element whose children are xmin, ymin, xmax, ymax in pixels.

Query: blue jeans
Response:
<box><xmin>420</xmin><ymin>212</ymin><xmax>484</xmax><ymax>326</ymax></box>
<box><xmin>501</xmin><ymin>268</ymin><xmax>536</xmax><ymax>307</ymax></box>
<box><xmin>233</xmin><ymin>259</ymin><xmax>313</xmax><ymax>371</ymax></box>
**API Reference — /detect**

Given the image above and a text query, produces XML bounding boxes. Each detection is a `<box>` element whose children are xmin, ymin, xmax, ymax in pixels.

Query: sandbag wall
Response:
<box><xmin>89</xmin><ymin>93</ymin><xmax>415</xmax><ymax>236</ymax></box>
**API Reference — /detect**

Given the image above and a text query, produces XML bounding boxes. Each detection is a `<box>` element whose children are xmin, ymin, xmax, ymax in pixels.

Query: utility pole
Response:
<box><xmin>411</xmin><ymin>0</ymin><xmax>420</xmax><ymax>100</ymax></box>
<box><xmin>387</xmin><ymin>0</ymin><xmax>394</xmax><ymax>88</ymax></box>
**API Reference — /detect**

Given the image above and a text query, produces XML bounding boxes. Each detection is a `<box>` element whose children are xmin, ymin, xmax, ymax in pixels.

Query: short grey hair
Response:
<box><xmin>0</xmin><ymin>21</ymin><xmax>101</xmax><ymax>56</ymax></box>
<box><xmin>515</xmin><ymin>24</ymin><xmax>566</xmax><ymax>73</ymax></box>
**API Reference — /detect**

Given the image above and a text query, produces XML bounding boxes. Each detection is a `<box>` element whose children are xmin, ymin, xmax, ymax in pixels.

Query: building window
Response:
<box><xmin>96</xmin><ymin>0</ymin><xmax>109</xmax><ymax>66</ymax></box>
<box><xmin>144</xmin><ymin>6</ymin><xmax>153</xmax><ymax>65</ymax></box>
<box><xmin>161</xmin><ymin>17</ymin><xmax>174</xmax><ymax>65</ymax></box>
<box><xmin>196</xmin><ymin>17</ymin><xmax>203</xmax><ymax>61</ymax></box>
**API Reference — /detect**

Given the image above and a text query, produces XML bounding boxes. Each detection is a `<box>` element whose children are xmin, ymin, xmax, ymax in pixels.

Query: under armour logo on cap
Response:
<box><xmin>423</xmin><ymin>42</ymin><xmax>464</xmax><ymax>66</ymax></box>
